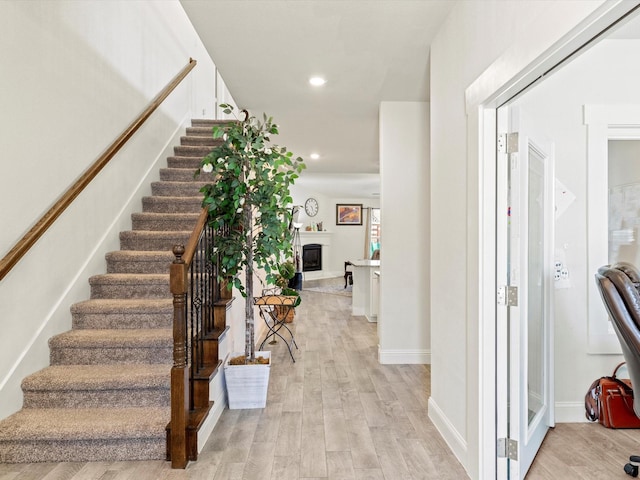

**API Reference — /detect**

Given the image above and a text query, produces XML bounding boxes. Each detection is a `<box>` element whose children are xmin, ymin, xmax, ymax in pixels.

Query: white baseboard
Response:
<box><xmin>197</xmin><ymin>371</ymin><xmax>228</xmax><ymax>453</ymax></box>
<box><xmin>378</xmin><ymin>347</ymin><xmax>431</xmax><ymax>364</ymax></box>
<box><xmin>554</xmin><ymin>401</ymin><xmax>590</xmax><ymax>423</ymax></box>
<box><xmin>428</xmin><ymin>397</ymin><xmax>468</xmax><ymax>471</ymax></box>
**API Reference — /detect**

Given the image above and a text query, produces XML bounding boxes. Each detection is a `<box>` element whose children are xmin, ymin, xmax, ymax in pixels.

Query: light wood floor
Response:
<box><xmin>1</xmin><ymin>277</ymin><xmax>640</xmax><ymax>479</ymax></box>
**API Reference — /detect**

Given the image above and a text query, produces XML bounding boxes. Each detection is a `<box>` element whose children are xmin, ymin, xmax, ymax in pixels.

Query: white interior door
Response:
<box><xmin>496</xmin><ymin>106</ymin><xmax>555</xmax><ymax>479</ymax></box>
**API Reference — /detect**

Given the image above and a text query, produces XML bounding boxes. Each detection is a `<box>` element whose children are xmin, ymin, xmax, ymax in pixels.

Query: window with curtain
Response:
<box><xmin>370</xmin><ymin>208</ymin><xmax>380</xmax><ymax>258</ymax></box>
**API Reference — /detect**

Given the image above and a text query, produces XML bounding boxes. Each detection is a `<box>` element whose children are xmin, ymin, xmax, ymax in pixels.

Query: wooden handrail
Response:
<box><xmin>182</xmin><ymin>207</ymin><xmax>210</xmax><ymax>266</ymax></box>
<box><xmin>0</xmin><ymin>58</ymin><xmax>197</xmax><ymax>281</ymax></box>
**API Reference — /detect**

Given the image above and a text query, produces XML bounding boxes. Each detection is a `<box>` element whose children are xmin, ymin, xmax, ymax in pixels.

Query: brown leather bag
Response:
<box><xmin>585</xmin><ymin>362</ymin><xmax>640</xmax><ymax>428</ymax></box>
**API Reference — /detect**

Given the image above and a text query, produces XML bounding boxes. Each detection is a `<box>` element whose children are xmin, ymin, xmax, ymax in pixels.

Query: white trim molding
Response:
<box><xmin>378</xmin><ymin>347</ymin><xmax>430</xmax><ymax>364</ymax></box>
<box><xmin>554</xmin><ymin>401</ymin><xmax>590</xmax><ymax>424</ymax></box>
<box><xmin>197</xmin><ymin>372</ymin><xmax>228</xmax><ymax>453</ymax></box>
<box><xmin>584</xmin><ymin>104</ymin><xmax>640</xmax><ymax>354</ymax></box>
<box><xmin>428</xmin><ymin>397</ymin><xmax>468</xmax><ymax>474</ymax></box>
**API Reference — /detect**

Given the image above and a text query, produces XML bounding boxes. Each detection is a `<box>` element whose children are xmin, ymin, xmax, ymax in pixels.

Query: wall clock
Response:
<box><xmin>304</xmin><ymin>197</ymin><xmax>319</xmax><ymax>217</ymax></box>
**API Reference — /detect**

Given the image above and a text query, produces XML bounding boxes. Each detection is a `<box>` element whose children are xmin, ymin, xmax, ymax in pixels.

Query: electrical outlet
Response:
<box><xmin>554</xmin><ymin>261</ymin><xmax>564</xmax><ymax>281</ymax></box>
<box><xmin>554</xmin><ymin>259</ymin><xmax>571</xmax><ymax>289</ymax></box>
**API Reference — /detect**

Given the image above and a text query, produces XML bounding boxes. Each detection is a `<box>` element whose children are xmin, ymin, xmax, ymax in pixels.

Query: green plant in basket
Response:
<box><xmin>275</xmin><ymin>260</ymin><xmax>295</xmax><ymax>288</ymax></box>
<box><xmin>280</xmin><ymin>287</ymin><xmax>301</xmax><ymax>307</ymax></box>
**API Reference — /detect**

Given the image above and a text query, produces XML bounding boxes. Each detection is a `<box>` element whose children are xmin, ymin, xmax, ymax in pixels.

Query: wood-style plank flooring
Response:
<box><xmin>1</xmin><ymin>277</ymin><xmax>639</xmax><ymax>479</ymax></box>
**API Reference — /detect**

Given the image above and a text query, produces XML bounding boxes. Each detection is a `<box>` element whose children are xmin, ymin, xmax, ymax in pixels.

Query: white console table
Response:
<box><xmin>350</xmin><ymin>259</ymin><xmax>380</xmax><ymax>322</ymax></box>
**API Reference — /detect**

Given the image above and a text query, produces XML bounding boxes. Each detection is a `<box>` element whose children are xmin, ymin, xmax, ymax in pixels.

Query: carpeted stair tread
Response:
<box><xmin>159</xmin><ymin>167</ymin><xmax>213</xmax><ymax>182</ymax></box>
<box><xmin>119</xmin><ymin>230</ymin><xmax>192</xmax><ymax>251</ymax></box>
<box><xmin>131</xmin><ymin>212</ymin><xmax>200</xmax><ymax>232</ymax></box>
<box><xmin>89</xmin><ymin>273</ymin><xmax>170</xmax><ymax>299</ymax></box>
<box><xmin>89</xmin><ymin>273</ymin><xmax>170</xmax><ymax>285</ymax></box>
<box><xmin>167</xmin><ymin>155</ymin><xmax>206</xmax><ymax>169</ymax></box>
<box><xmin>0</xmin><ymin>437</ymin><xmax>166</xmax><ymax>463</ymax></box>
<box><xmin>72</xmin><ymin>298</ymin><xmax>172</xmax><ymax>314</ymax></box>
<box><xmin>142</xmin><ymin>195</ymin><xmax>203</xmax><ymax>213</ymax></box>
<box><xmin>179</xmin><ymin>135</ymin><xmax>220</xmax><ymax>146</ymax></box>
<box><xmin>185</xmin><ymin>126</ymin><xmax>214</xmax><ymax>135</ymax></box>
<box><xmin>106</xmin><ymin>250</ymin><xmax>175</xmax><ymax>261</ymax></box>
<box><xmin>106</xmin><ymin>250</ymin><xmax>175</xmax><ymax>274</ymax></box>
<box><xmin>185</xmin><ymin>127</ymin><xmax>222</xmax><ymax>138</ymax></box>
<box><xmin>49</xmin><ymin>329</ymin><xmax>172</xmax><ymax>365</ymax></box>
<box><xmin>0</xmin><ymin>408</ymin><xmax>169</xmax><ymax>463</ymax></box>
<box><xmin>71</xmin><ymin>298</ymin><xmax>172</xmax><ymax>329</ymax></box>
<box><xmin>0</xmin><ymin>407</ymin><xmax>169</xmax><ymax>442</ymax></box>
<box><xmin>23</xmin><ymin>364</ymin><xmax>170</xmax><ymax>392</ymax></box>
<box><xmin>151</xmin><ymin>180</ymin><xmax>208</xmax><ymax>197</ymax></box>
<box><xmin>191</xmin><ymin>119</ymin><xmax>231</xmax><ymax>127</ymax></box>
<box><xmin>173</xmin><ymin>145</ymin><xmax>214</xmax><ymax>157</ymax></box>
<box><xmin>50</xmin><ymin>328</ymin><xmax>172</xmax><ymax>349</ymax></box>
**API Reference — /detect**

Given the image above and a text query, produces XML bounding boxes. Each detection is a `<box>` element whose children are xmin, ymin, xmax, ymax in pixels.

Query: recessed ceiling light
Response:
<box><xmin>310</xmin><ymin>153</ymin><xmax>320</xmax><ymax>160</ymax></box>
<box><xmin>309</xmin><ymin>77</ymin><xmax>326</xmax><ymax>87</ymax></box>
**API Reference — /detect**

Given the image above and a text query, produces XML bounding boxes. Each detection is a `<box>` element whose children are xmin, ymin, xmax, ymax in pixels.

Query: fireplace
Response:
<box><xmin>302</xmin><ymin>244</ymin><xmax>322</xmax><ymax>272</ymax></box>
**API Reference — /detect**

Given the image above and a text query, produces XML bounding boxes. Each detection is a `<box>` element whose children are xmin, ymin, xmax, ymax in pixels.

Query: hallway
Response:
<box><xmin>197</xmin><ymin>278</ymin><xmax>466</xmax><ymax>479</ymax></box>
<box><xmin>0</xmin><ymin>278</ymin><xmax>464</xmax><ymax>479</ymax></box>
<box><xmin>1</xmin><ymin>277</ymin><xmax>638</xmax><ymax>479</ymax></box>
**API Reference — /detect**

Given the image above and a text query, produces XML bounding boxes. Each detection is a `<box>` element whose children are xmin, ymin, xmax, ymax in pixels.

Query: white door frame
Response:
<box><xmin>465</xmin><ymin>2</ymin><xmax>639</xmax><ymax>479</ymax></box>
<box><xmin>504</xmin><ymin>106</ymin><xmax>556</xmax><ymax>478</ymax></box>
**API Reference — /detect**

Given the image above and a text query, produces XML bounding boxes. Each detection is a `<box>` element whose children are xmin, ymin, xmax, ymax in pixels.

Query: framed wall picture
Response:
<box><xmin>336</xmin><ymin>204</ymin><xmax>363</xmax><ymax>225</ymax></box>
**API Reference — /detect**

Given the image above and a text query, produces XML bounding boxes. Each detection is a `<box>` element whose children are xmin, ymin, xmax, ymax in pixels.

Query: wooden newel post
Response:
<box><xmin>170</xmin><ymin>245</ymin><xmax>189</xmax><ymax>468</ymax></box>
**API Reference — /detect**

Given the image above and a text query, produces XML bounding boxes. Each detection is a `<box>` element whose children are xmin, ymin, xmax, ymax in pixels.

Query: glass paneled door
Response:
<box><xmin>496</xmin><ymin>106</ymin><xmax>555</xmax><ymax>479</ymax></box>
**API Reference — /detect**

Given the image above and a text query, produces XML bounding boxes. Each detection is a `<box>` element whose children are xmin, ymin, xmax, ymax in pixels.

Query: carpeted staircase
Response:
<box><xmin>0</xmin><ymin>120</ymin><xmax>225</xmax><ymax>463</ymax></box>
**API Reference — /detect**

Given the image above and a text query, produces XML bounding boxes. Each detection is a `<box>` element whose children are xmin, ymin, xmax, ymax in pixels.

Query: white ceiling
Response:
<box><xmin>180</xmin><ymin>0</ymin><xmax>454</xmax><ymax>198</ymax></box>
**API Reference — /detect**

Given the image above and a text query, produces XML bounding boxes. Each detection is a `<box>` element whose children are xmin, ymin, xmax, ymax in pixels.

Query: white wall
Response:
<box><xmin>0</xmin><ymin>0</ymin><xmax>223</xmax><ymax>418</ymax></box>
<box><xmin>379</xmin><ymin>102</ymin><xmax>430</xmax><ymax>364</ymax></box>
<box><xmin>429</xmin><ymin>1</ymin><xmax>609</xmax><ymax>477</ymax></box>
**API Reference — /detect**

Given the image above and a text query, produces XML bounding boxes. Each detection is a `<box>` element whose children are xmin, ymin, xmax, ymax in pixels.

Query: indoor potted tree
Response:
<box><xmin>198</xmin><ymin>104</ymin><xmax>305</xmax><ymax>408</ymax></box>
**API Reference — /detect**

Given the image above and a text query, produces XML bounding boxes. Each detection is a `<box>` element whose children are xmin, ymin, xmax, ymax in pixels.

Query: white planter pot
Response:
<box><xmin>224</xmin><ymin>351</ymin><xmax>271</xmax><ymax>409</ymax></box>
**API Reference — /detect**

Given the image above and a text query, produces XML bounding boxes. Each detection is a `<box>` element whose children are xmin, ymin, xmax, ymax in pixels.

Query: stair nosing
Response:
<box><xmin>22</xmin><ymin>365</ymin><xmax>171</xmax><ymax>391</ymax></box>
<box><xmin>0</xmin><ymin>407</ymin><xmax>170</xmax><ymax>441</ymax></box>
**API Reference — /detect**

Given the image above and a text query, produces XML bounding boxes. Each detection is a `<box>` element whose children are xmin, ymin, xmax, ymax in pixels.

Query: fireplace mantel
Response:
<box><xmin>297</xmin><ymin>231</ymin><xmax>334</xmax><ymax>280</ymax></box>
<box><xmin>299</xmin><ymin>231</ymin><xmax>332</xmax><ymax>246</ymax></box>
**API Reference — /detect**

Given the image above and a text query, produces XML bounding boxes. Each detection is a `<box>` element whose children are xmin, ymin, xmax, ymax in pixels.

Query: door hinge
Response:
<box><xmin>507</xmin><ymin>132</ymin><xmax>519</xmax><ymax>153</ymax></box>
<box><xmin>497</xmin><ymin>285</ymin><xmax>518</xmax><ymax>306</ymax></box>
<box><xmin>498</xmin><ymin>133</ymin><xmax>507</xmax><ymax>153</ymax></box>
<box><xmin>498</xmin><ymin>133</ymin><xmax>519</xmax><ymax>154</ymax></box>
<box><xmin>497</xmin><ymin>437</ymin><xmax>518</xmax><ymax>460</ymax></box>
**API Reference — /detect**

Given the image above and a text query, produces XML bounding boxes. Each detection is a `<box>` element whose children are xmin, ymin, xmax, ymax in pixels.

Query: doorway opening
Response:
<box><xmin>468</xmin><ymin>3</ymin><xmax>640</xmax><ymax>479</ymax></box>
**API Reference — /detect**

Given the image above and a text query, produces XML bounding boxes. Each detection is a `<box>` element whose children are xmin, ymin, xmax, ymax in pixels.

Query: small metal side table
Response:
<box><xmin>254</xmin><ymin>293</ymin><xmax>299</xmax><ymax>362</ymax></box>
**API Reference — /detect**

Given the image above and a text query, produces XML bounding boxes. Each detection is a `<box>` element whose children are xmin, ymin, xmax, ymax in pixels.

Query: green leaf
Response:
<box><xmin>212</xmin><ymin>126</ymin><xmax>224</xmax><ymax>139</ymax></box>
